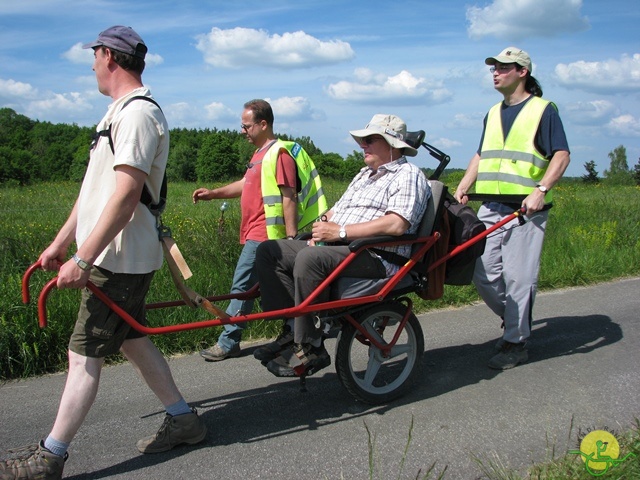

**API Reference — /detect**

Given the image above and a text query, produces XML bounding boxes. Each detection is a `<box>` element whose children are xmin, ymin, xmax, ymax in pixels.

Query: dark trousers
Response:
<box><xmin>256</xmin><ymin>240</ymin><xmax>386</xmax><ymax>343</ymax></box>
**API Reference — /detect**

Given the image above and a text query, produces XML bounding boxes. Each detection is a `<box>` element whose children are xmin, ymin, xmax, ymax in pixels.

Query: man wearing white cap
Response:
<box><xmin>454</xmin><ymin>47</ymin><xmax>571</xmax><ymax>370</ymax></box>
<box><xmin>254</xmin><ymin>114</ymin><xmax>430</xmax><ymax>377</ymax></box>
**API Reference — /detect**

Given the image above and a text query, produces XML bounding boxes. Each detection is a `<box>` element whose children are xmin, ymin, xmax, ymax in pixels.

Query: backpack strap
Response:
<box><xmin>91</xmin><ymin>95</ymin><xmax>167</xmax><ymax>216</ymax></box>
<box><xmin>123</xmin><ymin>97</ymin><xmax>167</xmax><ymax>216</ymax></box>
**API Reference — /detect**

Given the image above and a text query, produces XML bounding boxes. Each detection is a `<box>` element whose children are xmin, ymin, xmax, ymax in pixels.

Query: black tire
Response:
<box><xmin>335</xmin><ymin>302</ymin><xmax>424</xmax><ymax>404</ymax></box>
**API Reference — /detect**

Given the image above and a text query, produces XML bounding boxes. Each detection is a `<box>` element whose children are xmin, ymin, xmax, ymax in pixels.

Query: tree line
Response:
<box><xmin>5</xmin><ymin>106</ymin><xmax>636</xmax><ymax>187</ymax></box>
<box><xmin>0</xmin><ymin>107</ymin><xmax>368</xmax><ymax>186</ymax></box>
<box><xmin>581</xmin><ymin>145</ymin><xmax>640</xmax><ymax>185</ymax></box>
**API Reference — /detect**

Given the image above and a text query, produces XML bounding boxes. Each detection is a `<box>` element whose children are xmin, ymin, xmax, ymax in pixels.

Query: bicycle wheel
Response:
<box><xmin>335</xmin><ymin>302</ymin><xmax>424</xmax><ymax>404</ymax></box>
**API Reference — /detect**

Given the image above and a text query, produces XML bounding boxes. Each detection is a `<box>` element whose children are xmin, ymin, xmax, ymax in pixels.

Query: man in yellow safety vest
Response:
<box><xmin>193</xmin><ymin>99</ymin><xmax>327</xmax><ymax>361</ymax></box>
<box><xmin>454</xmin><ymin>47</ymin><xmax>571</xmax><ymax>370</ymax></box>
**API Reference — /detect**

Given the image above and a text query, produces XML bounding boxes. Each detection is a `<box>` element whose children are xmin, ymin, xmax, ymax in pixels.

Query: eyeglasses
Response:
<box><xmin>489</xmin><ymin>64</ymin><xmax>517</xmax><ymax>74</ymax></box>
<box><xmin>361</xmin><ymin>136</ymin><xmax>384</xmax><ymax>146</ymax></box>
<box><xmin>240</xmin><ymin>123</ymin><xmax>256</xmax><ymax>131</ymax></box>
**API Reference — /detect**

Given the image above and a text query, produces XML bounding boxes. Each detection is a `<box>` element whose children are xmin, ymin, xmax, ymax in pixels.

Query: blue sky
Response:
<box><xmin>1</xmin><ymin>0</ymin><xmax>639</xmax><ymax>177</ymax></box>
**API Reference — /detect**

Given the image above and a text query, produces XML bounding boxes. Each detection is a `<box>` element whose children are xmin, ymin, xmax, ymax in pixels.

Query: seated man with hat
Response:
<box><xmin>254</xmin><ymin>114</ymin><xmax>430</xmax><ymax>377</ymax></box>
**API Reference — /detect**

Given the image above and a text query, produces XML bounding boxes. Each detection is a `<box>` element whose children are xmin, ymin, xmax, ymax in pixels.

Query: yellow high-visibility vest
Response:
<box><xmin>476</xmin><ymin>96</ymin><xmax>553</xmax><ymax>203</ymax></box>
<box><xmin>261</xmin><ymin>140</ymin><xmax>328</xmax><ymax>239</ymax></box>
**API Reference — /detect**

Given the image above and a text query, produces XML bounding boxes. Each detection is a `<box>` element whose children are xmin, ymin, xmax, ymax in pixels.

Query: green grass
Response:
<box><xmin>474</xmin><ymin>417</ymin><xmax>640</xmax><ymax>479</ymax></box>
<box><xmin>1</xmin><ymin>181</ymin><xmax>639</xmax><ymax>380</ymax></box>
<box><xmin>1</xmin><ymin>180</ymin><xmax>640</xmax><ymax>479</ymax></box>
<box><xmin>364</xmin><ymin>416</ymin><xmax>447</xmax><ymax>480</ymax></box>
<box><xmin>362</xmin><ymin>414</ymin><xmax>640</xmax><ymax>479</ymax></box>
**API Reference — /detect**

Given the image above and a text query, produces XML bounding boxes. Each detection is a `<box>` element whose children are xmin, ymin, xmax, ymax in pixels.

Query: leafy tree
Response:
<box><xmin>0</xmin><ymin>108</ymin><xmax>33</xmax><ymax>150</ymax></box>
<box><xmin>0</xmin><ymin>145</ymin><xmax>37</xmax><ymax>185</ymax></box>
<box><xmin>167</xmin><ymin>143</ymin><xmax>197</xmax><ymax>181</ymax></box>
<box><xmin>27</xmin><ymin>121</ymin><xmax>85</xmax><ymax>181</ymax></box>
<box><xmin>633</xmin><ymin>157</ymin><xmax>640</xmax><ymax>186</ymax></box>
<box><xmin>68</xmin><ymin>129</ymin><xmax>94</xmax><ymax>182</ymax></box>
<box><xmin>604</xmin><ymin>145</ymin><xmax>634</xmax><ymax>185</ymax></box>
<box><xmin>169</xmin><ymin>127</ymin><xmax>204</xmax><ymax>181</ymax></box>
<box><xmin>195</xmin><ymin>131</ymin><xmax>239</xmax><ymax>182</ymax></box>
<box><xmin>0</xmin><ymin>109</ymin><xmax>355</xmax><ymax>185</ymax></box>
<box><xmin>232</xmin><ymin>132</ymin><xmax>255</xmax><ymax>175</ymax></box>
<box><xmin>581</xmin><ymin>160</ymin><xmax>600</xmax><ymax>184</ymax></box>
<box><xmin>293</xmin><ymin>135</ymin><xmax>321</xmax><ymax>158</ymax></box>
<box><xmin>342</xmin><ymin>150</ymin><xmax>365</xmax><ymax>180</ymax></box>
<box><xmin>312</xmin><ymin>152</ymin><xmax>343</xmax><ymax>179</ymax></box>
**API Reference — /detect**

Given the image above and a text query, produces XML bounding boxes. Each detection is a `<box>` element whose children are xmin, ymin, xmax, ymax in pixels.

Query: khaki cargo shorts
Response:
<box><xmin>69</xmin><ymin>266</ymin><xmax>154</xmax><ymax>358</ymax></box>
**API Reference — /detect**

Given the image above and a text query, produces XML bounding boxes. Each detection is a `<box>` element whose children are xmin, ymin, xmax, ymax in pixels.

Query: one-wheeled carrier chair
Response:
<box><xmin>22</xmin><ymin>131</ymin><xmax>524</xmax><ymax>405</ymax></box>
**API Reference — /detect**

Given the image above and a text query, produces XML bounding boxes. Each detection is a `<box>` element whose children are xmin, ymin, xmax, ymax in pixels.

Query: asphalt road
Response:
<box><xmin>1</xmin><ymin>277</ymin><xmax>639</xmax><ymax>479</ymax></box>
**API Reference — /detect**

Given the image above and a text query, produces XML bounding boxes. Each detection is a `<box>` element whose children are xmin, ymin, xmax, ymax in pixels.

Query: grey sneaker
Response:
<box><xmin>0</xmin><ymin>441</ymin><xmax>67</xmax><ymax>480</ymax></box>
<box><xmin>488</xmin><ymin>341</ymin><xmax>528</xmax><ymax>370</ymax></box>
<box><xmin>253</xmin><ymin>325</ymin><xmax>294</xmax><ymax>363</ymax></box>
<box><xmin>200</xmin><ymin>342</ymin><xmax>240</xmax><ymax>362</ymax></box>
<box><xmin>136</xmin><ymin>408</ymin><xmax>207</xmax><ymax>454</ymax></box>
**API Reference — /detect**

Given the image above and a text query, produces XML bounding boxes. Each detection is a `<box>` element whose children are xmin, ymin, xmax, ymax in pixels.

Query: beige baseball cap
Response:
<box><xmin>485</xmin><ymin>46</ymin><xmax>532</xmax><ymax>73</ymax></box>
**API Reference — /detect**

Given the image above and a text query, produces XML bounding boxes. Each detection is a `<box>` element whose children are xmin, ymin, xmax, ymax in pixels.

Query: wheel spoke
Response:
<box><xmin>363</xmin><ymin>320</ymin><xmax>386</xmax><ymax>346</ymax></box>
<box><xmin>363</xmin><ymin>349</ymin><xmax>382</xmax><ymax>386</ymax></box>
<box><xmin>388</xmin><ymin>343</ymin><xmax>411</xmax><ymax>358</ymax></box>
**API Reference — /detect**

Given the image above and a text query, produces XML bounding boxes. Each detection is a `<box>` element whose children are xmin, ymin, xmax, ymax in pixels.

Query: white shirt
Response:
<box><xmin>76</xmin><ymin>87</ymin><xmax>169</xmax><ymax>273</ymax></box>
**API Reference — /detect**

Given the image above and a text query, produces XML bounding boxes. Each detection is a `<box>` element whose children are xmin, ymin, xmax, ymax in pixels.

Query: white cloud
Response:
<box><xmin>27</xmin><ymin>92</ymin><xmax>93</xmax><ymax>117</ymax></box>
<box><xmin>466</xmin><ymin>0</ymin><xmax>589</xmax><ymax>40</ymax></box>
<box><xmin>326</xmin><ymin>69</ymin><xmax>452</xmax><ymax>105</ymax></box>
<box><xmin>263</xmin><ymin>96</ymin><xmax>325</xmax><ymax>122</ymax></box>
<box><xmin>195</xmin><ymin>27</ymin><xmax>354</xmax><ymax>69</ymax></box>
<box><xmin>268</xmin><ymin>96</ymin><xmax>310</xmax><ymax>117</ymax></box>
<box><xmin>555</xmin><ymin>54</ymin><xmax>640</xmax><ymax>94</ymax></box>
<box><xmin>447</xmin><ymin>112</ymin><xmax>486</xmax><ymax>130</ymax></box>
<box><xmin>165</xmin><ymin>102</ymin><xmax>205</xmax><ymax>128</ymax></box>
<box><xmin>606</xmin><ymin>114</ymin><xmax>640</xmax><ymax>137</ymax></box>
<box><xmin>430</xmin><ymin>137</ymin><xmax>462</xmax><ymax>150</ymax></box>
<box><xmin>62</xmin><ymin>42</ymin><xmax>91</xmax><ymax>64</ymax></box>
<box><xmin>0</xmin><ymin>77</ymin><xmax>98</xmax><ymax>124</ymax></box>
<box><xmin>0</xmin><ymin>78</ymin><xmax>39</xmax><ymax>99</ymax></box>
<box><xmin>204</xmin><ymin>101</ymin><xmax>236</xmax><ymax>121</ymax></box>
<box><xmin>564</xmin><ymin>100</ymin><xmax>617</xmax><ymax>125</ymax></box>
<box><xmin>145</xmin><ymin>53</ymin><xmax>164</xmax><ymax>67</ymax></box>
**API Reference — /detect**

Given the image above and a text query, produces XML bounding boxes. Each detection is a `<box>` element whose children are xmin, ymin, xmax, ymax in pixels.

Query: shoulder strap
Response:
<box><xmin>93</xmin><ymin>96</ymin><xmax>164</xmax><ymax>154</ymax></box>
<box><xmin>94</xmin><ymin>95</ymin><xmax>168</xmax><ymax>216</ymax></box>
<box><xmin>122</xmin><ymin>95</ymin><xmax>163</xmax><ymax>113</ymax></box>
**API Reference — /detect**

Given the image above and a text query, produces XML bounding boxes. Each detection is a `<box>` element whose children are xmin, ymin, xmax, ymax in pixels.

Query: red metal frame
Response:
<box><xmin>22</xmin><ymin>210</ymin><xmax>523</xmax><ymax>351</ymax></box>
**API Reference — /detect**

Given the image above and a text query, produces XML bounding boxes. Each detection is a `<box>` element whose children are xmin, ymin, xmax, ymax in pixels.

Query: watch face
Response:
<box><xmin>339</xmin><ymin>229</ymin><xmax>346</xmax><ymax>239</ymax></box>
<box><xmin>73</xmin><ymin>254</ymin><xmax>89</xmax><ymax>270</ymax></box>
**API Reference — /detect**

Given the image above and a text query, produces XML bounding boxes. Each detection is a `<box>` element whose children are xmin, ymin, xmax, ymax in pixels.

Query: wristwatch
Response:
<box><xmin>72</xmin><ymin>253</ymin><xmax>92</xmax><ymax>271</ymax></box>
<box><xmin>536</xmin><ymin>184</ymin><xmax>549</xmax><ymax>193</ymax></box>
<box><xmin>339</xmin><ymin>226</ymin><xmax>347</xmax><ymax>241</ymax></box>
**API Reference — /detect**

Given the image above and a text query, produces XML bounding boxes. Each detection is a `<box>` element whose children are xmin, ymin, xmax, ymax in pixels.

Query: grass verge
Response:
<box><xmin>1</xmin><ymin>181</ymin><xmax>639</xmax><ymax>379</ymax></box>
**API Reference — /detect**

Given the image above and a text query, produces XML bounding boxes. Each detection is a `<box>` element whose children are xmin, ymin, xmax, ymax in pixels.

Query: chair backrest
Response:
<box><xmin>412</xmin><ymin>180</ymin><xmax>447</xmax><ymax>252</ymax></box>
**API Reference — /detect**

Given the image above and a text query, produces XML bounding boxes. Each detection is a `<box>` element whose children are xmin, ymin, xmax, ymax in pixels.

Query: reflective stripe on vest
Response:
<box><xmin>477</xmin><ymin>96</ymin><xmax>552</xmax><ymax>203</ymax></box>
<box><xmin>261</xmin><ymin>139</ymin><xmax>328</xmax><ymax>239</ymax></box>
